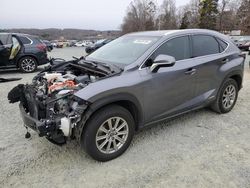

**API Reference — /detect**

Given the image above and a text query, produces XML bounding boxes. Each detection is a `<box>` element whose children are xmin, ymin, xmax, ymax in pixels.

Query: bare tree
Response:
<box><xmin>188</xmin><ymin>0</ymin><xmax>200</xmax><ymax>28</ymax></box>
<box><xmin>121</xmin><ymin>0</ymin><xmax>157</xmax><ymax>34</ymax></box>
<box><xmin>179</xmin><ymin>9</ymin><xmax>191</xmax><ymax>29</ymax></box>
<box><xmin>199</xmin><ymin>0</ymin><xmax>219</xmax><ymax>30</ymax></box>
<box><xmin>178</xmin><ymin>0</ymin><xmax>200</xmax><ymax>29</ymax></box>
<box><xmin>158</xmin><ymin>0</ymin><xmax>178</xmax><ymax>29</ymax></box>
<box><xmin>237</xmin><ymin>0</ymin><xmax>250</xmax><ymax>34</ymax></box>
<box><xmin>120</xmin><ymin>0</ymin><xmax>246</xmax><ymax>34</ymax></box>
<box><xmin>217</xmin><ymin>0</ymin><xmax>241</xmax><ymax>32</ymax></box>
<box><xmin>218</xmin><ymin>0</ymin><xmax>229</xmax><ymax>31</ymax></box>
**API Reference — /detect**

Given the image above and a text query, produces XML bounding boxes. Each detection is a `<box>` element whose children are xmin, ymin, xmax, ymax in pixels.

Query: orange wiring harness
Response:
<box><xmin>48</xmin><ymin>80</ymin><xmax>76</xmax><ymax>93</ymax></box>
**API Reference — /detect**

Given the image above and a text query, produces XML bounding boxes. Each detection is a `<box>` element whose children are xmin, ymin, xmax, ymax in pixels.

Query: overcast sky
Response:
<box><xmin>1</xmin><ymin>0</ymin><xmax>189</xmax><ymax>30</ymax></box>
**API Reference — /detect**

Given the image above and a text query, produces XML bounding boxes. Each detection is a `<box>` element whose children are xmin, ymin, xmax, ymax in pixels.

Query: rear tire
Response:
<box><xmin>19</xmin><ymin>56</ymin><xmax>38</xmax><ymax>73</ymax></box>
<box><xmin>211</xmin><ymin>78</ymin><xmax>238</xmax><ymax>113</ymax></box>
<box><xmin>81</xmin><ymin>105</ymin><xmax>135</xmax><ymax>162</ymax></box>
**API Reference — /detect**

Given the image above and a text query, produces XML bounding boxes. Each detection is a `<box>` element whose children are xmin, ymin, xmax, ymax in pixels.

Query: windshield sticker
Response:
<box><xmin>133</xmin><ymin>40</ymin><xmax>152</xmax><ymax>45</ymax></box>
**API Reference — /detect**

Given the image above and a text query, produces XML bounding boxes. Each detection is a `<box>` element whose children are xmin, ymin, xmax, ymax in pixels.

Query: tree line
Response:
<box><xmin>121</xmin><ymin>0</ymin><xmax>250</xmax><ymax>35</ymax></box>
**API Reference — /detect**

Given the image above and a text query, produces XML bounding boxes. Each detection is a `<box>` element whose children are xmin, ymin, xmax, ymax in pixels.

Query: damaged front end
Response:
<box><xmin>8</xmin><ymin>58</ymin><xmax>120</xmax><ymax>145</ymax></box>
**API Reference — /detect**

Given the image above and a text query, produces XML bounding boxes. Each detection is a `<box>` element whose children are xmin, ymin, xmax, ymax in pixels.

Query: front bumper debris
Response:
<box><xmin>19</xmin><ymin>103</ymin><xmax>42</xmax><ymax>132</ymax></box>
<box><xmin>19</xmin><ymin>103</ymin><xmax>57</xmax><ymax>137</ymax></box>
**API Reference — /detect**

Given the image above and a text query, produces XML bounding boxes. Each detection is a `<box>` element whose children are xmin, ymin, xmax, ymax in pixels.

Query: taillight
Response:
<box><xmin>36</xmin><ymin>44</ymin><xmax>46</xmax><ymax>51</ymax></box>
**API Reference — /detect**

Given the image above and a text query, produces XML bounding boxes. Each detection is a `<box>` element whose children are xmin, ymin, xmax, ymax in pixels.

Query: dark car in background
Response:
<box><xmin>236</xmin><ymin>36</ymin><xmax>250</xmax><ymax>51</ymax></box>
<box><xmin>85</xmin><ymin>38</ymin><xmax>113</xmax><ymax>54</ymax></box>
<box><xmin>0</xmin><ymin>33</ymin><xmax>48</xmax><ymax>73</ymax></box>
<box><xmin>42</xmin><ymin>40</ymin><xmax>53</xmax><ymax>52</ymax></box>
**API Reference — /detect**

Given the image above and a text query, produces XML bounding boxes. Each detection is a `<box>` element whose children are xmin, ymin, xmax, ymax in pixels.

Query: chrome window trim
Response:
<box><xmin>138</xmin><ymin>33</ymin><xmax>230</xmax><ymax>71</ymax></box>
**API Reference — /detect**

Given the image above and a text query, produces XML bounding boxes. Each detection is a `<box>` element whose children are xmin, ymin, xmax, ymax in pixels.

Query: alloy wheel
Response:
<box><xmin>95</xmin><ymin>117</ymin><xmax>129</xmax><ymax>154</ymax></box>
<box><xmin>222</xmin><ymin>84</ymin><xmax>236</xmax><ymax>109</ymax></box>
<box><xmin>21</xmin><ymin>58</ymin><xmax>36</xmax><ymax>72</ymax></box>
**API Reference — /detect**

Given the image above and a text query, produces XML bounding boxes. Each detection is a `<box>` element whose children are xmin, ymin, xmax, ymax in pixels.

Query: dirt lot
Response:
<box><xmin>0</xmin><ymin>48</ymin><xmax>249</xmax><ymax>188</ymax></box>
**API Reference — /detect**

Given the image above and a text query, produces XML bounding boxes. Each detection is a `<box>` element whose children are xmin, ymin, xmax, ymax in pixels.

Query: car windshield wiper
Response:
<box><xmin>69</xmin><ymin>63</ymin><xmax>110</xmax><ymax>76</ymax></box>
<box><xmin>109</xmin><ymin>63</ymin><xmax>124</xmax><ymax>72</ymax></box>
<box><xmin>81</xmin><ymin>60</ymin><xmax>99</xmax><ymax>67</ymax></box>
<box><xmin>80</xmin><ymin>60</ymin><xmax>122</xmax><ymax>73</ymax></box>
<box><xmin>97</xmin><ymin>61</ymin><xmax>124</xmax><ymax>73</ymax></box>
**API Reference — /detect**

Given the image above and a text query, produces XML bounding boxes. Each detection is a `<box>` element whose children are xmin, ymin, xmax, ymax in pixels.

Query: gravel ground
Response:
<box><xmin>0</xmin><ymin>48</ymin><xmax>249</xmax><ymax>188</ymax></box>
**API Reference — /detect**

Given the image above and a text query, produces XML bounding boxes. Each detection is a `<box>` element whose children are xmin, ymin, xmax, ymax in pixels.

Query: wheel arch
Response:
<box><xmin>218</xmin><ymin>70</ymin><xmax>243</xmax><ymax>92</ymax></box>
<box><xmin>76</xmin><ymin>93</ymin><xmax>144</xmax><ymax>142</ymax></box>
<box><xmin>229</xmin><ymin>74</ymin><xmax>242</xmax><ymax>90</ymax></box>
<box><xmin>211</xmin><ymin>72</ymin><xmax>241</xmax><ymax>114</ymax></box>
<box><xmin>88</xmin><ymin>93</ymin><xmax>143</xmax><ymax>130</ymax></box>
<box><xmin>16</xmin><ymin>54</ymin><xmax>38</xmax><ymax>67</ymax></box>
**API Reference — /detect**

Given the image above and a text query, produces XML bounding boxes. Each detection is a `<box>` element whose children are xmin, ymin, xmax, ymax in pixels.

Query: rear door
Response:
<box><xmin>190</xmin><ymin>34</ymin><xmax>229</xmax><ymax>105</ymax></box>
<box><xmin>0</xmin><ymin>34</ymin><xmax>12</xmax><ymax>66</ymax></box>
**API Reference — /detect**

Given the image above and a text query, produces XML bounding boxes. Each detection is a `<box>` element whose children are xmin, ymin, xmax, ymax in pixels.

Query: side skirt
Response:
<box><xmin>137</xmin><ymin>102</ymin><xmax>212</xmax><ymax>132</ymax></box>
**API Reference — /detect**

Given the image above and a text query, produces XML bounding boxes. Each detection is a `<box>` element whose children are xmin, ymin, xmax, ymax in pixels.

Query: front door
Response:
<box><xmin>0</xmin><ymin>34</ymin><xmax>12</xmax><ymax>67</ymax></box>
<box><xmin>141</xmin><ymin>35</ymin><xmax>198</xmax><ymax>124</ymax></box>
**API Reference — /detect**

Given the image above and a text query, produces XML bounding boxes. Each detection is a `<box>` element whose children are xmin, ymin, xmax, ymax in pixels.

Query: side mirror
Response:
<box><xmin>150</xmin><ymin>54</ymin><xmax>176</xmax><ymax>73</ymax></box>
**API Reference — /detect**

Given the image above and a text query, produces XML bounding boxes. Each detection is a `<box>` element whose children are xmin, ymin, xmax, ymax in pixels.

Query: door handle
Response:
<box><xmin>221</xmin><ymin>58</ymin><xmax>229</xmax><ymax>64</ymax></box>
<box><xmin>185</xmin><ymin>68</ymin><xmax>197</xmax><ymax>75</ymax></box>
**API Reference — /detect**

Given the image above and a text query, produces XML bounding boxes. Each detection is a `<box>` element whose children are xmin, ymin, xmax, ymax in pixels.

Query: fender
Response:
<box><xmin>222</xmin><ymin>69</ymin><xmax>243</xmax><ymax>89</ymax></box>
<box><xmin>74</xmin><ymin>92</ymin><xmax>144</xmax><ymax>142</ymax></box>
<box><xmin>210</xmin><ymin>69</ymin><xmax>243</xmax><ymax>105</ymax></box>
<box><xmin>16</xmin><ymin>54</ymin><xmax>38</xmax><ymax>66</ymax></box>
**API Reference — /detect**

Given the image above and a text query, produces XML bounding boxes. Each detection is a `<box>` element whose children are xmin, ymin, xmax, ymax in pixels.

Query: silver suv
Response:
<box><xmin>9</xmin><ymin>29</ymin><xmax>245</xmax><ymax>161</ymax></box>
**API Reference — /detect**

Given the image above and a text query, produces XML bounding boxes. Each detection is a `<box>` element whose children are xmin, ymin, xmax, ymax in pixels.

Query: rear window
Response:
<box><xmin>0</xmin><ymin>34</ymin><xmax>11</xmax><ymax>45</ymax></box>
<box><xmin>216</xmin><ymin>38</ymin><xmax>228</xmax><ymax>52</ymax></box>
<box><xmin>192</xmin><ymin>35</ymin><xmax>220</xmax><ymax>57</ymax></box>
<box><xmin>18</xmin><ymin>36</ymin><xmax>32</xmax><ymax>44</ymax></box>
<box><xmin>29</xmin><ymin>37</ymin><xmax>43</xmax><ymax>44</ymax></box>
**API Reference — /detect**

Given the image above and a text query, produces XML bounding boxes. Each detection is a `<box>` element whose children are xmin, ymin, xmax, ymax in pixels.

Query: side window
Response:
<box><xmin>18</xmin><ymin>36</ymin><xmax>32</xmax><ymax>45</ymax></box>
<box><xmin>31</xmin><ymin>37</ymin><xmax>43</xmax><ymax>45</ymax></box>
<box><xmin>216</xmin><ymin>38</ymin><xmax>228</xmax><ymax>52</ymax></box>
<box><xmin>154</xmin><ymin>36</ymin><xmax>190</xmax><ymax>61</ymax></box>
<box><xmin>0</xmin><ymin>34</ymin><xmax>11</xmax><ymax>45</ymax></box>
<box><xmin>192</xmin><ymin>35</ymin><xmax>220</xmax><ymax>57</ymax></box>
<box><xmin>144</xmin><ymin>36</ymin><xmax>191</xmax><ymax>67</ymax></box>
<box><xmin>153</xmin><ymin>36</ymin><xmax>191</xmax><ymax>61</ymax></box>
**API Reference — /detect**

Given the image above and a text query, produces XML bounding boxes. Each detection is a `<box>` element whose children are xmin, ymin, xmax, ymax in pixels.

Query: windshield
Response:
<box><xmin>86</xmin><ymin>35</ymin><xmax>160</xmax><ymax>65</ymax></box>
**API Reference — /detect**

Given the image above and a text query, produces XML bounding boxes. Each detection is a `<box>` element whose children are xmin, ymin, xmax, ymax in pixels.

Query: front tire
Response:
<box><xmin>81</xmin><ymin>105</ymin><xmax>135</xmax><ymax>162</ymax></box>
<box><xmin>211</xmin><ymin>78</ymin><xmax>238</xmax><ymax>113</ymax></box>
<box><xmin>19</xmin><ymin>56</ymin><xmax>38</xmax><ymax>73</ymax></box>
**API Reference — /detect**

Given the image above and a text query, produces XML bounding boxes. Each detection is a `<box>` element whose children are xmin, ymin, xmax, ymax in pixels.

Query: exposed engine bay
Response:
<box><xmin>8</xmin><ymin>57</ymin><xmax>121</xmax><ymax>145</ymax></box>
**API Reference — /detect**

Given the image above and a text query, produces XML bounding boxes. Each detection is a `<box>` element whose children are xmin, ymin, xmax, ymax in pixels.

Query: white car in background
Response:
<box><xmin>74</xmin><ymin>41</ymin><xmax>87</xmax><ymax>47</ymax></box>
